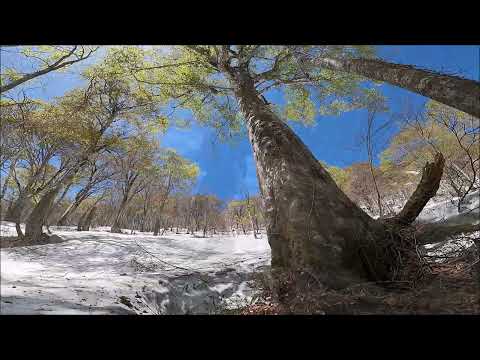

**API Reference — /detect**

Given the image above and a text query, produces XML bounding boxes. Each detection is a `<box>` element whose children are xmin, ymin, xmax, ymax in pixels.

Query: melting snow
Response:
<box><xmin>1</xmin><ymin>223</ymin><xmax>270</xmax><ymax>314</ymax></box>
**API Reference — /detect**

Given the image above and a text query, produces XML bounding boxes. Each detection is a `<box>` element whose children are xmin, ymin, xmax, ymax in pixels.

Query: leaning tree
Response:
<box><xmin>112</xmin><ymin>45</ymin><xmax>480</xmax><ymax>290</ymax></box>
<box><xmin>19</xmin><ymin>50</ymin><xmax>168</xmax><ymax>242</ymax></box>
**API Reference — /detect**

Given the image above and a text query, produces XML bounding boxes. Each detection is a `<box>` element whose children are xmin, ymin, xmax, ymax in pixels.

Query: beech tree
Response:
<box><xmin>120</xmin><ymin>45</ymin><xmax>480</xmax><ymax>290</ymax></box>
<box><xmin>0</xmin><ymin>46</ymin><xmax>97</xmax><ymax>93</ymax></box>
<box><xmin>301</xmin><ymin>53</ymin><xmax>480</xmax><ymax>118</ymax></box>
<box><xmin>109</xmin><ymin>135</ymin><xmax>159</xmax><ymax>233</ymax></box>
<box><xmin>16</xmin><ymin>49</ymin><xmax>166</xmax><ymax>241</ymax></box>
<box><xmin>151</xmin><ymin>150</ymin><xmax>199</xmax><ymax>235</ymax></box>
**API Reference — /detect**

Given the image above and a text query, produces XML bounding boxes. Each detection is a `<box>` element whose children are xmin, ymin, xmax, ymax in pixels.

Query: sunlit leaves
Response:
<box><xmin>283</xmin><ymin>86</ymin><xmax>316</xmax><ymax>125</ymax></box>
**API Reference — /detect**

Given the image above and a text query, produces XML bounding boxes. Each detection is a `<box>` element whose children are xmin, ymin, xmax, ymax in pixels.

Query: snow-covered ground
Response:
<box><xmin>1</xmin><ymin>191</ymin><xmax>478</xmax><ymax>315</ymax></box>
<box><xmin>1</xmin><ymin>224</ymin><xmax>270</xmax><ymax>314</ymax></box>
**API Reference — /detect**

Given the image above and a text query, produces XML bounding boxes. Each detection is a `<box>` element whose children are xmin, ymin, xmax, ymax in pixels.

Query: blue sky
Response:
<box><xmin>162</xmin><ymin>45</ymin><xmax>479</xmax><ymax>200</ymax></box>
<box><xmin>3</xmin><ymin>45</ymin><xmax>478</xmax><ymax>201</ymax></box>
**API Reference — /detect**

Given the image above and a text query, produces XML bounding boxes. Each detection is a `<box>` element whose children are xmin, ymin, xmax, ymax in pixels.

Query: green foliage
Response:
<box><xmin>1</xmin><ymin>46</ymin><xmax>97</xmax><ymax>92</ymax></box>
<box><xmin>106</xmin><ymin>45</ymin><xmax>382</xmax><ymax>136</ymax></box>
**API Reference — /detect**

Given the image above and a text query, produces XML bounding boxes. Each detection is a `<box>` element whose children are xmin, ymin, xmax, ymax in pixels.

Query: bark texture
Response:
<box><xmin>315</xmin><ymin>57</ymin><xmax>480</xmax><ymax>118</ymax></box>
<box><xmin>393</xmin><ymin>153</ymin><xmax>445</xmax><ymax>226</ymax></box>
<box><xmin>230</xmin><ymin>69</ymin><xmax>384</xmax><ymax>288</ymax></box>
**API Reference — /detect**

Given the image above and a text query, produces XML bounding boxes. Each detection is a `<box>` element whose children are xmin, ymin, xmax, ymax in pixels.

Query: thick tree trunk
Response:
<box><xmin>314</xmin><ymin>57</ymin><xmax>480</xmax><ymax>118</ymax></box>
<box><xmin>77</xmin><ymin>209</ymin><xmax>88</xmax><ymax>231</ymax></box>
<box><xmin>24</xmin><ymin>172</ymin><xmax>77</xmax><ymax>241</ymax></box>
<box><xmin>240</xmin><ymin>223</ymin><xmax>246</xmax><ymax>235</ymax></box>
<box><xmin>24</xmin><ymin>186</ymin><xmax>61</xmax><ymax>240</ymax></box>
<box><xmin>81</xmin><ymin>206</ymin><xmax>97</xmax><ymax>232</ymax></box>
<box><xmin>111</xmin><ymin>196</ymin><xmax>129</xmax><ymax>233</ymax></box>
<box><xmin>230</xmin><ymin>69</ymin><xmax>384</xmax><ymax>288</ymax></box>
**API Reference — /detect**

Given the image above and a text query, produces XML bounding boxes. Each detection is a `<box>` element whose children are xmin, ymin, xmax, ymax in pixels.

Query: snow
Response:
<box><xmin>416</xmin><ymin>190</ymin><xmax>479</xmax><ymax>225</ymax></box>
<box><xmin>1</xmin><ymin>191</ymin><xmax>478</xmax><ymax>314</ymax></box>
<box><xmin>1</xmin><ymin>223</ymin><xmax>270</xmax><ymax>314</ymax></box>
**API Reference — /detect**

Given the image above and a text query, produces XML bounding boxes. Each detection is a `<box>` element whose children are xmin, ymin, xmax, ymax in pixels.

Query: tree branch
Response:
<box><xmin>1</xmin><ymin>46</ymin><xmax>97</xmax><ymax>93</ymax></box>
<box><xmin>392</xmin><ymin>152</ymin><xmax>445</xmax><ymax>225</ymax></box>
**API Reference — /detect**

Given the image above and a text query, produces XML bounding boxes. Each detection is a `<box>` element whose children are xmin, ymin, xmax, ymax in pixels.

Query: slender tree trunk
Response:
<box><xmin>57</xmin><ymin>187</ymin><xmax>90</xmax><ymax>226</ymax></box>
<box><xmin>230</xmin><ymin>69</ymin><xmax>382</xmax><ymax>288</ymax></box>
<box><xmin>0</xmin><ymin>158</ymin><xmax>18</xmax><ymax>201</ymax></box>
<box><xmin>153</xmin><ymin>197</ymin><xmax>169</xmax><ymax>236</ymax></box>
<box><xmin>153</xmin><ymin>217</ymin><xmax>161</xmax><ymax>236</ymax></box>
<box><xmin>240</xmin><ymin>223</ymin><xmax>246</xmax><ymax>235</ymax></box>
<box><xmin>313</xmin><ymin>57</ymin><xmax>480</xmax><ymax>118</ymax></box>
<box><xmin>251</xmin><ymin>217</ymin><xmax>258</xmax><ymax>238</ymax></box>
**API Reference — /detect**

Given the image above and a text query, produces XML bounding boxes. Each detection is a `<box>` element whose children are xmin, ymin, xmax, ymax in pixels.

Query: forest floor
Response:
<box><xmin>1</xmin><ymin>191</ymin><xmax>478</xmax><ymax>315</ymax></box>
<box><xmin>0</xmin><ymin>223</ymin><xmax>270</xmax><ymax>314</ymax></box>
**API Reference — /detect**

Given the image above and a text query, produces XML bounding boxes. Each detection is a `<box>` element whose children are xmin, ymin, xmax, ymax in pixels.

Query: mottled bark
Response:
<box><xmin>230</xmin><ymin>68</ymin><xmax>383</xmax><ymax>288</ymax></box>
<box><xmin>24</xmin><ymin>186</ymin><xmax>61</xmax><ymax>240</ymax></box>
<box><xmin>24</xmin><ymin>172</ymin><xmax>76</xmax><ymax>241</ymax></box>
<box><xmin>314</xmin><ymin>57</ymin><xmax>480</xmax><ymax>118</ymax></box>
<box><xmin>153</xmin><ymin>194</ymin><xmax>169</xmax><ymax>236</ymax></box>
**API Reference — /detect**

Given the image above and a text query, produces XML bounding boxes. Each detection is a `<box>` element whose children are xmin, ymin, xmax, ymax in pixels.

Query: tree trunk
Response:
<box><xmin>392</xmin><ymin>153</ymin><xmax>445</xmax><ymax>226</ymax></box>
<box><xmin>24</xmin><ymin>171</ymin><xmax>77</xmax><ymax>241</ymax></box>
<box><xmin>0</xmin><ymin>158</ymin><xmax>18</xmax><ymax>201</ymax></box>
<box><xmin>77</xmin><ymin>209</ymin><xmax>88</xmax><ymax>231</ymax></box>
<box><xmin>314</xmin><ymin>57</ymin><xmax>480</xmax><ymax>118</ymax></box>
<box><xmin>240</xmin><ymin>223</ymin><xmax>246</xmax><ymax>235</ymax></box>
<box><xmin>251</xmin><ymin>217</ymin><xmax>258</xmax><ymax>238</ymax></box>
<box><xmin>230</xmin><ymin>69</ymin><xmax>383</xmax><ymax>288</ymax></box>
<box><xmin>111</xmin><ymin>198</ymin><xmax>128</xmax><ymax>233</ymax></box>
<box><xmin>82</xmin><ymin>206</ymin><xmax>97</xmax><ymax>231</ymax></box>
<box><xmin>153</xmin><ymin>217</ymin><xmax>161</xmax><ymax>236</ymax></box>
<box><xmin>24</xmin><ymin>186</ymin><xmax>61</xmax><ymax>240</ymax></box>
<box><xmin>4</xmin><ymin>192</ymin><xmax>28</xmax><ymax>223</ymax></box>
<box><xmin>56</xmin><ymin>187</ymin><xmax>90</xmax><ymax>226</ymax></box>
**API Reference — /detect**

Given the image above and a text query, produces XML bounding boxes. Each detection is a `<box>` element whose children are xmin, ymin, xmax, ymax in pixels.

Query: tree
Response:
<box><xmin>56</xmin><ymin>154</ymin><xmax>116</xmax><ymax>226</ymax></box>
<box><xmin>119</xmin><ymin>45</ymin><xmax>479</xmax><ymax>290</ymax></box>
<box><xmin>383</xmin><ymin>100</ymin><xmax>479</xmax><ymax>211</ymax></box>
<box><xmin>151</xmin><ymin>150</ymin><xmax>199</xmax><ymax>235</ymax></box>
<box><xmin>302</xmin><ymin>53</ymin><xmax>480</xmax><ymax>118</ymax></box>
<box><xmin>109</xmin><ymin>135</ymin><xmax>158</xmax><ymax>233</ymax></box>
<box><xmin>0</xmin><ymin>46</ymin><xmax>97</xmax><ymax>93</ymax></box>
<box><xmin>18</xmin><ymin>49</ymin><xmax>166</xmax><ymax>241</ymax></box>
